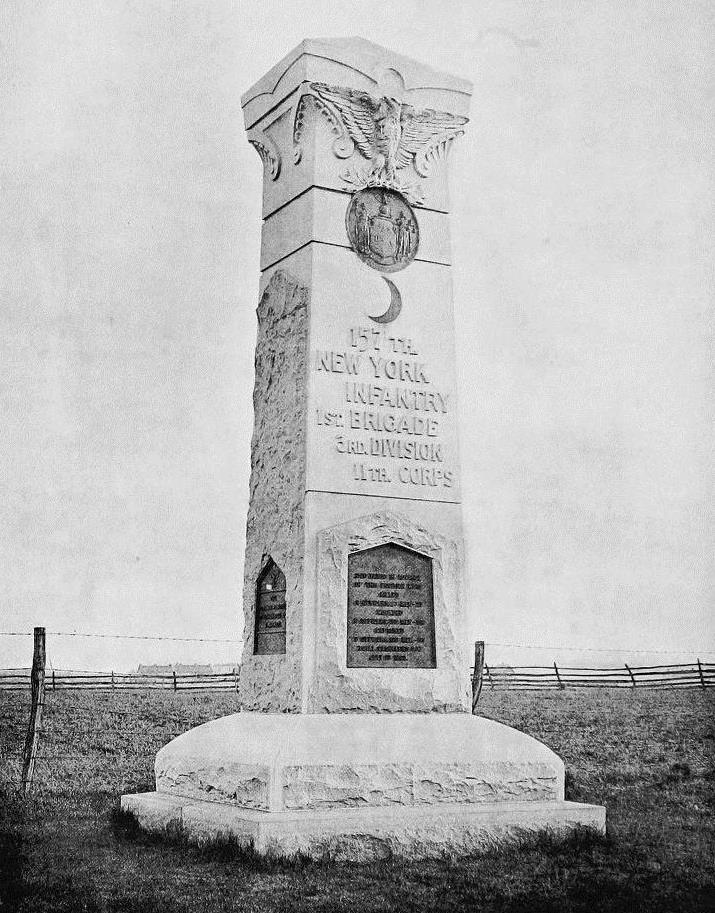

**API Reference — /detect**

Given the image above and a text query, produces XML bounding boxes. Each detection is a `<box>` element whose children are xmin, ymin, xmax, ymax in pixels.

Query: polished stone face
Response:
<box><xmin>307</xmin><ymin>246</ymin><xmax>462</xmax><ymax>506</ymax></box>
<box><xmin>347</xmin><ymin>543</ymin><xmax>435</xmax><ymax>669</ymax></box>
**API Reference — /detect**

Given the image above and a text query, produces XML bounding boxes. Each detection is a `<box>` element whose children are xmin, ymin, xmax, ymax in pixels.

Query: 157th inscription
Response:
<box><xmin>347</xmin><ymin>543</ymin><xmax>436</xmax><ymax>668</ymax></box>
<box><xmin>314</xmin><ymin>324</ymin><xmax>457</xmax><ymax>493</ymax></box>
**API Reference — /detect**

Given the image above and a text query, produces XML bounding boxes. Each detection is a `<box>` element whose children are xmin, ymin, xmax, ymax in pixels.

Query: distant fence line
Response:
<box><xmin>0</xmin><ymin>669</ymin><xmax>240</xmax><ymax>692</ymax></box>
<box><xmin>479</xmin><ymin>661</ymin><xmax>714</xmax><ymax>691</ymax></box>
<box><xmin>1</xmin><ymin>662</ymin><xmax>713</xmax><ymax>693</ymax></box>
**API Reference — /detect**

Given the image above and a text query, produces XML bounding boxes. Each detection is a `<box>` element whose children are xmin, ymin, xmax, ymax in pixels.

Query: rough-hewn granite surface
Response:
<box><xmin>122</xmin><ymin>793</ymin><xmax>606</xmax><ymax>861</ymax></box>
<box><xmin>152</xmin><ymin>713</ymin><xmax>562</xmax><ymax>812</ymax></box>
<box><xmin>156</xmin><ymin>760</ymin><xmax>271</xmax><ymax>810</ymax></box>
<box><xmin>124</xmin><ymin>709</ymin><xmax>607</xmax><ymax>860</ymax></box>
<box><xmin>282</xmin><ymin>761</ymin><xmax>559</xmax><ymax>810</ymax></box>
<box><xmin>155</xmin><ymin>757</ymin><xmax>557</xmax><ymax>812</ymax></box>
<box><xmin>239</xmin><ymin>269</ymin><xmax>308</xmax><ymax>712</ymax></box>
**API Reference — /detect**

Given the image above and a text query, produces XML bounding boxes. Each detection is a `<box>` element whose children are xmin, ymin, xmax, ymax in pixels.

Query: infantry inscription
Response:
<box><xmin>313</xmin><ymin>322</ymin><xmax>458</xmax><ymax>498</ymax></box>
<box><xmin>347</xmin><ymin>543</ymin><xmax>436</xmax><ymax>668</ymax></box>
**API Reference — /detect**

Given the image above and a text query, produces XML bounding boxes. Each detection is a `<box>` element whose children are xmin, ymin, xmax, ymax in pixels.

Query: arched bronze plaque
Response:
<box><xmin>254</xmin><ymin>559</ymin><xmax>286</xmax><ymax>655</ymax></box>
<box><xmin>347</xmin><ymin>543</ymin><xmax>436</xmax><ymax>668</ymax></box>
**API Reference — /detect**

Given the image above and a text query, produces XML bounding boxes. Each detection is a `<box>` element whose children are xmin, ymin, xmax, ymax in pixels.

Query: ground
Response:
<box><xmin>1</xmin><ymin>687</ymin><xmax>713</xmax><ymax>912</ymax></box>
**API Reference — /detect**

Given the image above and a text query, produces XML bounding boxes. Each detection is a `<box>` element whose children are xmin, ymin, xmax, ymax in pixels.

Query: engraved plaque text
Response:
<box><xmin>347</xmin><ymin>543</ymin><xmax>435</xmax><ymax>668</ymax></box>
<box><xmin>254</xmin><ymin>560</ymin><xmax>286</xmax><ymax>655</ymax></box>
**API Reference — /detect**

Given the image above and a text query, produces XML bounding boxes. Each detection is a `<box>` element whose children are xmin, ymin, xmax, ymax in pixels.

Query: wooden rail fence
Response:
<box><xmin>0</xmin><ymin>669</ymin><xmax>240</xmax><ymax>692</ymax></box>
<box><xmin>1</xmin><ymin>662</ymin><xmax>712</xmax><ymax>693</ymax></box>
<box><xmin>474</xmin><ymin>661</ymin><xmax>714</xmax><ymax>691</ymax></box>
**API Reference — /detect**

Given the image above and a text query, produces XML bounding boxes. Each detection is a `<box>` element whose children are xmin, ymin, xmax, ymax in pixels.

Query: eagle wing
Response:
<box><xmin>396</xmin><ymin>106</ymin><xmax>468</xmax><ymax>171</ymax></box>
<box><xmin>307</xmin><ymin>82</ymin><xmax>378</xmax><ymax>159</ymax></box>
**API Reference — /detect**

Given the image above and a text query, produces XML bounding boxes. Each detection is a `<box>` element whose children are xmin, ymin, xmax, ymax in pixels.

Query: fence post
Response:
<box><xmin>111</xmin><ymin>670</ymin><xmax>115</xmax><ymax>689</ymax></box>
<box><xmin>697</xmin><ymin>658</ymin><xmax>706</xmax><ymax>689</ymax></box>
<box><xmin>21</xmin><ymin>627</ymin><xmax>46</xmax><ymax>796</ymax></box>
<box><xmin>234</xmin><ymin>667</ymin><xmax>239</xmax><ymax>692</ymax></box>
<box><xmin>553</xmin><ymin>662</ymin><xmax>564</xmax><ymax>690</ymax></box>
<box><xmin>173</xmin><ymin>670</ymin><xmax>177</xmax><ymax>692</ymax></box>
<box><xmin>625</xmin><ymin>663</ymin><xmax>636</xmax><ymax>687</ymax></box>
<box><xmin>471</xmin><ymin>641</ymin><xmax>485</xmax><ymax>712</ymax></box>
<box><xmin>52</xmin><ymin>669</ymin><xmax>56</xmax><ymax>692</ymax></box>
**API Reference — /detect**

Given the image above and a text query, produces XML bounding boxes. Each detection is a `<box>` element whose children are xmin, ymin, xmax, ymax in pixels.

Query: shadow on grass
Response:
<box><xmin>468</xmin><ymin>827</ymin><xmax>713</xmax><ymax>913</ymax></box>
<box><xmin>110</xmin><ymin>803</ymin><xmax>320</xmax><ymax>872</ymax></box>
<box><xmin>111</xmin><ymin>803</ymin><xmax>609</xmax><ymax>875</ymax></box>
<box><xmin>0</xmin><ymin>789</ymin><xmax>26</xmax><ymax>913</ymax></box>
<box><xmin>8</xmin><ymin>795</ymin><xmax>714</xmax><ymax>913</ymax></box>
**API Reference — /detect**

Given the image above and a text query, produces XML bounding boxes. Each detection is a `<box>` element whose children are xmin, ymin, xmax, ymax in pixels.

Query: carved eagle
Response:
<box><xmin>305</xmin><ymin>82</ymin><xmax>468</xmax><ymax>185</ymax></box>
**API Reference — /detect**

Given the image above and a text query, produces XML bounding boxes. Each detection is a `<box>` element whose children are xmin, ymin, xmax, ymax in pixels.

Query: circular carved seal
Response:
<box><xmin>345</xmin><ymin>188</ymin><xmax>419</xmax><ymax>273</ymax></box>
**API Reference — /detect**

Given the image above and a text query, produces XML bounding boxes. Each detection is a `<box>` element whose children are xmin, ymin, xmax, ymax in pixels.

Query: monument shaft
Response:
<box><xmin>240</xmin><ymin>38</ymin><xmax>472</xmax><ymax>713</ymax></box>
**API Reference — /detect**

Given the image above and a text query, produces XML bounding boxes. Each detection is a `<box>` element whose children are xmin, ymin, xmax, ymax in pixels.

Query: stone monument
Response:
<box><xmin>121</xmin><ymin>37</ymin><xmax>605</xmax><ymax>860</ymax></box>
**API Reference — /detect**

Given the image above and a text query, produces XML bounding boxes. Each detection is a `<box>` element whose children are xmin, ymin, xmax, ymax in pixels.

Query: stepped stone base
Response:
<box><xmin>121</xmin><ymin>792</ymin><xmax>605</xmax><ymax>861</ymax></box>
<box><xmin>121</xmin><ymin>712</ymin><xmax>605</xmax><ymax>861</ymax></box>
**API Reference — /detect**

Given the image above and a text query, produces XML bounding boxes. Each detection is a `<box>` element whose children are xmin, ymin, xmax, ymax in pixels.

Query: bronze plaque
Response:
<box><xmin>345</xmin><ymin>188</ymin><xmax>419</xmax><ymax>273</ymax></box>
<box><xmin>347</xmin><ymin>543</ymin><xmax>436</xmax><ymax>669</ymax></box>
<box><xmin>254</xmin><ymin>561</ymin><xmax>286</xmax><ymax>655</ymax></box>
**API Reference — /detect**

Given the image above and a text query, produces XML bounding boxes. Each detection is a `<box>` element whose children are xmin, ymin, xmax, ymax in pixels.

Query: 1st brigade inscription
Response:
<box><xmin>346</xmin><ymin>188</ymin><xmax>419</xmax><ymax>273</ymax></box>
<box><xmin>313</xmin><ymin>323</ymin><xmax>458</xmax><ymax>497</ymax></box>
<box><xmin>254</xmin><ymin>560</ymin><xmax>286</xmax><ymax>655</ymax></box>
<box><xmin>347</xmin><ymin>543</ymin><xmax>436</xmax><ymax>668</ymax></box>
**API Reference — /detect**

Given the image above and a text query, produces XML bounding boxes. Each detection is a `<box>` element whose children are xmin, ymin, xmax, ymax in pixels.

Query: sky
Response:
<box><xmin>0</xmin><ymin>0</ymin><xmax>712</xmax><ymax>672</ymax></box>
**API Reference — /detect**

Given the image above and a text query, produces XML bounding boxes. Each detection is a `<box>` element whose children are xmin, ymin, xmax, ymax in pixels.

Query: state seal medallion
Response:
<box><xmin>346</xmin><ymin>187</ymin><xmax>419</xmax><ymax>273</ymax></box>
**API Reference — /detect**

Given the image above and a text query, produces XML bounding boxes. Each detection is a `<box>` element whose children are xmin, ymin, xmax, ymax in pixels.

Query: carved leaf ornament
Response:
<box><xmin>293</xmin><ymin>81</ymin><xmax>468</xmax><ymax>204</ymax></box>
<box><xmin>247</xmin><ymin>131</ymin><xmax>281</xmax><ymax>181</ymax></box>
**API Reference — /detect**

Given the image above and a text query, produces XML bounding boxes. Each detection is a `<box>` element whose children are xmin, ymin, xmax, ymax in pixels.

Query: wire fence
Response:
<box><xmin>1</xmin><ymin>661</ymin><xmax>712</xmax><ymax>693</ymax></box>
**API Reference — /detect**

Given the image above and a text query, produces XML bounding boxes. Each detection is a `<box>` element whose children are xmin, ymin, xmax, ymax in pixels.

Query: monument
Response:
<box><xmin>121</xmin><ymin>37</ymin><xmax>605</xmax><ymax>859</ymax></box>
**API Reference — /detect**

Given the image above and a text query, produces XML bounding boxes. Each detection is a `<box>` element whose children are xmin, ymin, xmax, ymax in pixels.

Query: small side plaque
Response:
<box><xmin>254</xmin><ymin>560</ymin><xmax>286</xmax><ymax>655</ymax></box>
<box><xmin>347</xmin><ymin>543</ymin><xmax>436</xmax><ymax>669</ymax></box>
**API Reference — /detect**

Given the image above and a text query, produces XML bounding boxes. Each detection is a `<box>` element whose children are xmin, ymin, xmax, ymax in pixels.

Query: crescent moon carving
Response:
<box><xmin>369</xmin><ymin>277</ymin><xmax>402</xmax><ymax>324</ymax></box>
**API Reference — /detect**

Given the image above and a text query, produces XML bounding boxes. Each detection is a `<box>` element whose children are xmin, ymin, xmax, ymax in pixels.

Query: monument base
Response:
<box><xmin>121</xmin><ymin>792</ymin><xmax>604</xmax><ymax>861</ymax></box>
<box><xmin>120</xmin><ymin>713</ymin><xmax>605</xmax><ymax>861</ymax></box>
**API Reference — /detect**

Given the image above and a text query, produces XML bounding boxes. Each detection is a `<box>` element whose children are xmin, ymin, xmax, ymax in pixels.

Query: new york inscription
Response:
<box><xmin>313</xmin><ymin>325</ymin><xmax>458</xmax><ymax>495</ymax></box>
<box><xmin>347</xmin><ymin>543</ymin><xmax>436</xmax><ymax>669</ymax></box>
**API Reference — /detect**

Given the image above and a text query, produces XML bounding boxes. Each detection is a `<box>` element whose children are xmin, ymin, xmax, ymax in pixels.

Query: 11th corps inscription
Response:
<box><xmin>314</xmin><ymin>324</ymin><xmax>456</xmax><ymax>492</ymax></box>
<box><xmin>347</xmin><ymin>543</ymin><xmax>436</xmax><ymax>669</ymax></box>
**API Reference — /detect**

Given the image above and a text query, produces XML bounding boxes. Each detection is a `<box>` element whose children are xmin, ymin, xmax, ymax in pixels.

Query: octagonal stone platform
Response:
<box><xmin>121</xmin><ymin>712</ymin><xmax>605</xmax><ymax>860</ymax></box>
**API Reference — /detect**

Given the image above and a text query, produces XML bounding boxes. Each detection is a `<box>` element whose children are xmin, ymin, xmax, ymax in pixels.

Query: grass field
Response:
<box><xmin>1</xmin><ymin>687</ymin><xmax>713</xmax><ymax>912</ymax></box>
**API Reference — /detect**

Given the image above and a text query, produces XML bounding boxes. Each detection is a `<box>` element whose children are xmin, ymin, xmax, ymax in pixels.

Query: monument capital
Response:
<box><xmin>243</xmin><ymin>37</ymin><xmax>472</xmax><ymax>217</ymax></box>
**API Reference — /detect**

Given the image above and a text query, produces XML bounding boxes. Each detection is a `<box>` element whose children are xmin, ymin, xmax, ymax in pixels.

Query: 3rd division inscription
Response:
<box><xmin>347</xmin><ymin>543</ymin><xmax>436</xmax><ymax>668</ymax></box>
